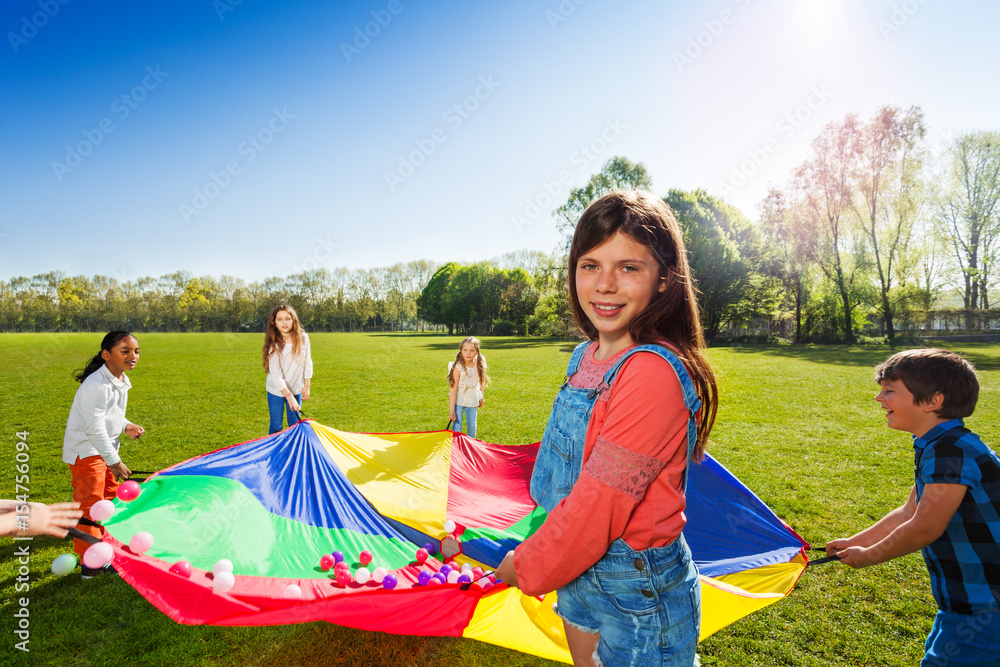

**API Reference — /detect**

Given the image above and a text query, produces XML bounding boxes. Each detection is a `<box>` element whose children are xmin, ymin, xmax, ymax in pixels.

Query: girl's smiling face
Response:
<box><xmin>102</xmin><ymin>335</ymin><xmax>139</xmax><ymax>379</ymax></box>
<box><xmin>461</xmin><ymin>343</ymin><xmax>477</xmax><ymax>365</ymax></box>
<box><xmin>575</xmin><ymin>232</ymin><xmax>666</xmax><ymax>357</ymax></box>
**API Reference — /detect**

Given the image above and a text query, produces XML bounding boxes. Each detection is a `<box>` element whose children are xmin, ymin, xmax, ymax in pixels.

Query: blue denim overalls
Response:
<box><xmin>530</xmin><ymin>342</ymin><xmax>702</xmax><ymax>667</ymax></box>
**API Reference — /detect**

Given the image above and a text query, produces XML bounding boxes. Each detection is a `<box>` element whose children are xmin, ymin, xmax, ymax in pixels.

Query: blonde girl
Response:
<box><xmin>263</xmin><ymin>304</ymin><xmax>313</xmax><ymax>434</ymax></box>
<box><xmin>447</xmin><ymin>336</ymin><xmax>490</xmax><ymax>438</ymax></box>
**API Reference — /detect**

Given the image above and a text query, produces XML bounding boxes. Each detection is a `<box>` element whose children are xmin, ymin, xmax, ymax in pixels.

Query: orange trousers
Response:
<box><xmin>69</xmin><ymin>455</ymin><xmax>119</xmax><ymax>558</ymax></box>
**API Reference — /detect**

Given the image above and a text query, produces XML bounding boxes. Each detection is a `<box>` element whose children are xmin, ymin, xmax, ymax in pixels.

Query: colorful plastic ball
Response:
<box><xmin>89</xmin><ymin>499</ymin><xmax>115</xmax><ymax>522</ymax></box>
<box><xmin>282</xmin><ymin>584</ymin><xmax>302</xmax><ymax>599</ymax></box>
<box><xmin>443</xmin><ymin>520</ymin><xmax>456</xmax><ymax>534</ymax></box>
<box><xmin>422</xmin><ymin>542</ymin><xmax>436</xmax><ymax>554</ymax></box>
<box><xmin>51</xmin><ymin>553</ymin><xmax>77</xmax><ymax>576</ymax></box>
<box><xmin>358</xmin><ymin>550</ymin><xmax>373</xmax><ymax>566</ymax></box>
<box><xmin>483</xmin><ymin>582</ymin><xmax>493</xmax><ymax>591</ymax></box>
<box><xmin>439</xmin><ymin>564</ymin><xmax>452</xmax><ymax>576</ymax></box>
<box><xmin>417</xmin><ymin>570</ymin><xmax>432</xmax><ymax>586</ymax></box>
<box><xmin>354</xmin><ymin>567</ymin><xmax>371</xmax><ymax>584</ymax></box>
<box><xmin>460</xmin><ymin>563</ymin><xmax>473</xmax><ymax>574</ymax></box>
<box><xmin>427</xmin><ymin>577</ymin><xmax>442</xmax><ymax>586</ymax></box>
<box><xmin>82</xmin><ymin>542</ymin><xmax>114</xmax><ymax>569</ymax></box>
<box><xmin>319</xmin><ymin>554</ymin><xmax>335</xmax><ymax>571</ymax></box>
<box><xmin>128</xmin><ymin>531</ymin><xmax>154</xmax><ymax>554</ymax></box>
<box><xmin>213</xmin><ymin>558</ymin><xmax>234</xmax><ymax>575</ymax></box>
<box><xmin>431</xmin><ymin>572</ymin><xmax>447</xmax><ymax>584</ymax></box>
<box><xmin>472</xmin><ymin>567</ymin><xmax>484</xmax><ymax>579</ymax></box>
<box><xmin>415</xmin><ymin>548</ymin><xmax>429</xmax><ymax>564</ymax></box>
<box><xmin>117</xmin><ymin>480</ymin><xmax>141</xmax><ymax>502</ymax></box>
<box><xmin>446</xmin><ymin>570</ymin><xmax>460</xmax><ymax>584</ymax></box>
<box><xmin>334</xmin><ymin>561</ymin><xmax>350</xmax><ymax>573</ymax></box>
<box><xmin>372</xmin><ymin>567</ymin><xmax>387</xmax><ymax>584</ymax></box>
<box><xmin>382</xmin><ymin>574</ymin><xmax>398</xmax><ymax>590</ymax></box>
<box><xmin>457</xmin><ymin>574</ymin><xmax>471</xmax><ymax>584</ymax></box>
<box><xmin>335</xmin><ymin>570</ymin><xmax>352</xmax><ymax>586</ymax></box>
<box><xmin>169</xmin><ymin>561</ymin><xmax>193</xmax><ymax>578</ymax></box>
<box><xmin>331</xmin><ymin>550</ymin><xmax>344</xmax><ymax>564</ymax></box>
<box><xmin>487</xmin><ymin>574</ymin><xmax>496</xmax><ymax>584</ymax></box>
<box><xmin>212</xmin><ymin>571</ymin><xmax>235</xmax><ymax>594</ymax></box>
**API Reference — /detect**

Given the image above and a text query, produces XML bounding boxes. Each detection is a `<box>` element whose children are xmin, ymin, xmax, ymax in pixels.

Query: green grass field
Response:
<box><xmin>3</xmin><ymin>333</ymin><xmax>1000</xmax><ymax>666</ymax></box>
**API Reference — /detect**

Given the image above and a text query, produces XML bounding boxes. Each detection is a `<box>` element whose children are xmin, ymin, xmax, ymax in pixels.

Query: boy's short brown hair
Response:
<box><xmin>874</xmin><ymin>348</ymin><xmax>979</xmax><ymax>419</ymax></box>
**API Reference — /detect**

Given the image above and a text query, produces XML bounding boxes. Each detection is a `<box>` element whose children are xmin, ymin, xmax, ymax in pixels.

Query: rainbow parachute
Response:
<box><xmin>102</xmin><ymin>420</ymin><xmax>809</xmax><ymax>663</ymax></box>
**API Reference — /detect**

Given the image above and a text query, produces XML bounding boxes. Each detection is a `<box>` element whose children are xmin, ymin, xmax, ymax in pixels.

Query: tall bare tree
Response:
<box><xmin>794</xmin><ymin>115</ymin><xmax>867</xmax><ymax>343</ymax></box>
<box><xmin>852</xmin><ymin>105</ymin><xmax>926</xmax><ymax>344</ymax></box>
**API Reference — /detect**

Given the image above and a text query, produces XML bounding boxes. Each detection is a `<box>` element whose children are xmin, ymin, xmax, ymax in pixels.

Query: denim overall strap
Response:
<box><xmin>596</xmin><ymin>344</ymin><xmax>702</xmax><ymax>491</ymax></box>
<box><xmin>564</xmin><ymin>341</ymin><xmax>591</xmax><ymax>382</ymax></box>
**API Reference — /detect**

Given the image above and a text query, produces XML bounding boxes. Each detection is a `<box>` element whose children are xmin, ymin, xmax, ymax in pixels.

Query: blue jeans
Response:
<box><xmin>923</xmin><ymin>608</ymin><xmax>1000</xmax><ymax>666</ymax></box>
<box><xmin>452</xmin><ymin>405</ymin><xmax>477</xmax><ymax>438</ymax></box>
<box><xmin>267</xmin><ymin>392</ymin><xmax>301</xmax><ymax>434</ymax></box>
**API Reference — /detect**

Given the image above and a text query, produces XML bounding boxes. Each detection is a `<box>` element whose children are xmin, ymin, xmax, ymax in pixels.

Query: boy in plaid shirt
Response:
<box><xmin>829</xmin><ymin>349</ymin><xmax>1000</xmax><ymax>666</ymax></box>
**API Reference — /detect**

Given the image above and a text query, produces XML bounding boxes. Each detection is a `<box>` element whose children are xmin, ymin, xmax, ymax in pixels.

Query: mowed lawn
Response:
<box><xmin>3</xmin><ymin>333</ymin><xmax>1000</xmax><ymax>666</ymax></box>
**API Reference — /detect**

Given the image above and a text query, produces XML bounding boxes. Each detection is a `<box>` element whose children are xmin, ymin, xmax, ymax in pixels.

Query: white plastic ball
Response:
<box><xmin>89</xmin><ymin>499</ymin><xmax>115</xmax><ymax>522</ymax></box>
<box><xmin>446</xmin><ymin>570</ymin><xmax>460</xmax><ymax>584</ymax></box>
<box><xmin>443</xmin><ymin>520</ymin><xmax>456</xmax><ymax>533</ymax></box>
<box><xmin>460</xmin><ymin>563</ymin><xmax>473</xmax><ymax>573</ymax></box>
<box><xmin>282</xmin><ymin>584</ymin><xmax>302</xmax><ymax>599</ymax></box>
<box><xmin>212</xmin><ymin>571</ymin><xmax>235</xmax><ymax>594</ymax></box>
<box><xmin>354</xmin><ymin>567</ymin><xmax>371</xmax><ymax>584</ymax></box>
<box><xmin>212</xmin><ymin>558</ymin><xmax>234</xmax><ymax>575</ymax></box>
<box><xmin>372</xmin><ymin>566</ymin><xmax>387</xmax><ymax>584</ymax></box>
<box><xmin>51</xmin><ymin>553</ymin><xmax>77</xmax><ymax>576</ymax></box>
<box><xmin>129</xmin><ymin>531</ymin><xmax>154</xmax><ymax>554</ymax></box>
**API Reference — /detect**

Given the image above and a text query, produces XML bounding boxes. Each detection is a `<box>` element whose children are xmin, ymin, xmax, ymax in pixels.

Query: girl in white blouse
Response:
<box><xmin>447</xmin><ymin>336</ymin><xmax>490</xmax><ymax>438</ymax></box>
<box><xmin>263</xmin><ymin>304</ymin><xmax>313</xmax><ymax>434</ymax></box>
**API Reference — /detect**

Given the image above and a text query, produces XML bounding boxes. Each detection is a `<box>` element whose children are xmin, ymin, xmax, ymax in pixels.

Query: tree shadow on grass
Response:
<box><xmin>710</xmin><ymin>343</ymin><xmax>893</xmax><ymax>368</ymax></box>
<box><xmin>369</xmin><ymin>333</ymin><xmax>581</xmax><ymax>354</ymax></box>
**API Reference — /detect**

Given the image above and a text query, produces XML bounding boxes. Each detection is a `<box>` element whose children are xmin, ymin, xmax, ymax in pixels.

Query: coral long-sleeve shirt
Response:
<box><xmin>513</xmin><ymin>343</ymin><xmax>691</xmax><ymax>597</ymax></box>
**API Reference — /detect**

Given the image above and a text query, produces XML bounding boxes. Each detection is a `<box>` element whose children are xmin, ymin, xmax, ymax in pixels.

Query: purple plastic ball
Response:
<box><xmin>457</xmin><ymin>574</ymin><xmax>471</xmax><ymax>584</ymax></box>
<box><xmin>422</xmin><ymin>542</ymin><xmax>436</xmax><ymax>554</ymax></box>
<box><xmin>382</xmin><ymin>574</ymin><xmax>398</xmax><ymax>590</ymax></box>
<box><xmin>439</xmin><ymin>564</ymin><xmax>452</xmax><ymax>576</ymax></box>
<box><xmin>432</xmin><ymin>572</ymin><xmax>447</xmax><ymax>584</ymax></box>
<box><xmin>417</xmin><ymin>570</ymin><xmax>432</xmax><ymax>586</ymax></box>
<box><xmin>331</xmin><ymin>550</ymin><xmax>344</xmax><ymax>564</ymax></box>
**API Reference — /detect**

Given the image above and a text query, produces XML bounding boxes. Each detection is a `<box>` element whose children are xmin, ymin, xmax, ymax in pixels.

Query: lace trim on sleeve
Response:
<box><xmin>582</xmin><ymin>436</ymin><xmax>666</xmax><ymax>501</ymax></box>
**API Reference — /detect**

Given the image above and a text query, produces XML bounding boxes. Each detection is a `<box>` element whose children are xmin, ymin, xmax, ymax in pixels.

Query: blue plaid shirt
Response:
<box><xmin>913</xmin><ymin>419</ymin><xmax>1000</xmax><ymax>614</ymax></box>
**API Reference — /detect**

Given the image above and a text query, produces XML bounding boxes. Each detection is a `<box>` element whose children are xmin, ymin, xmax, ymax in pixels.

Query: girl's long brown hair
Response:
<box><xmin>262</xmin><ymin>304</ymin><xmax>305</xmax><ymax>370</ymax></box>
<box><xmin>567</xmin><ymin>190</ymin><xmax>718</xmax><ymax>459</ymax></box>
<box><xmin>447</xmin><ymin>336</ymin><xmax>490</xmax><ymax>391</ymax></box>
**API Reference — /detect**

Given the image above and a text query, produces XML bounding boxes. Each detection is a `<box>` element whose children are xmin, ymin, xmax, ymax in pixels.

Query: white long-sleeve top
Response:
<box><xmin>62</xmin><ymin>365</ymin><xmax>133</xmax><ymax>466</ymax></box>
<box><xmin>265</xmin><ymin>331</ymin><xmax>313</xmax><ymax>396</ymax></box>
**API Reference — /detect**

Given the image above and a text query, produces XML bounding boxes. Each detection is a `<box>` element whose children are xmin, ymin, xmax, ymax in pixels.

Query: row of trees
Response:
<box><xmin>0</xmin><ymin>262</ymin><xmax>439</xmax><ymax>333</ymax></box>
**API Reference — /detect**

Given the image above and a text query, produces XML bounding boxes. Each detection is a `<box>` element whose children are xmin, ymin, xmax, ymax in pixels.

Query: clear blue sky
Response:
<box><xmin>2</xmin><ymin>0</ymin><xmax>998</xmax><ymax>282</ymax></box>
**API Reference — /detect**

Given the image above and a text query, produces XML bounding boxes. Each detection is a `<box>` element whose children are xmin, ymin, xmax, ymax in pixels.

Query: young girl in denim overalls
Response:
<box><xmin>496</xmin><ymin>191</ymin><xmax>718</xmax><ymax>667</ymax></box>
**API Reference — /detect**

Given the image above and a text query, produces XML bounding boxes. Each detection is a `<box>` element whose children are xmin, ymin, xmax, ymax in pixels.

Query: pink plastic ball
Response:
<box><xmin>415</xmin><ymin>548</ymin><xmax>429</xmax><ymax>564</ymax></box>
<box><xmin>319</xmin><ymin>554</ymin><xmax>335</xmax><ymax>571</ymax></box>
<box><xmin>382</xmin><ymin>574</ymin><xmax>398</xmax><ymax>590</ymax></box>
<box><xmin>116</xmin><ymin>480</ymin><xmax>141</xmax><ymax>502</ymax></box>
<box><xmin>334</xmin><ymin>561</ymin><xmax>350</xmax><ymax>573</ymax></box>
<box><xmin>169</xmin><ymin>561</ymin><xmax>193</xmax><ymax>578</ymax></box>
<box><xmin>427</xmin><ymin>577</ymin><xmax>442</xmax><ymax>586</ymax></box>
<box><xmin>358</xmin><ymin>550</ymin><xmax>373</xmax><ymax>566</ymax></box>
<box><xmin>128</xmin><ymin>531</ymin><xmax>154</xmax><ymax>554</ymax></box>
<box><xmin>89</xmin><ymin>499</ymin><xmax>115</xmax><ymax>522</ymax></box>
<box><xmin>335</xmin><ymin>570</ymin><xmax>351</xmax><ymax>586</ymax></box>
<box><xmin>472</xmin><ymin>567</ymin><xmax>484</xmax><ymax>579</ymax></box>
<box><xmin>82</xmin><ymin>542</ymin><xmax>113</xmax><ymax>569</ymax></box>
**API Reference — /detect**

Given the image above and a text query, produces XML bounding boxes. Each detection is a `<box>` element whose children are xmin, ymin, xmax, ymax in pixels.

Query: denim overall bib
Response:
<box><xmin>530</xmin><ymin>342</ymin><xmax>702</xmax><ymax>667</ymax></box>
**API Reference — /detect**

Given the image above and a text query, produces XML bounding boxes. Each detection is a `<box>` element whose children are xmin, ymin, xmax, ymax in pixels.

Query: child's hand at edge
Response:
<box><xmin>496</xmin><ymin>550</ymin><xmax>518</xmax><ymax>589</ymax></box>
<box><xmin>125</xmin><ymin>423</ymin><xmax>144</xmax><ymax>440</ymax></box>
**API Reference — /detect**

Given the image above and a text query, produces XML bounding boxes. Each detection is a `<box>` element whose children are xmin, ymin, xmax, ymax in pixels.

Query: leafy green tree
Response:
<box><xmin>555</xmin><ymin>156</ymin><xmax>653</xmax><ymax>246</ymax></box>
<box><xmin>417</xmin><ymin>262</ymin><xmax>460</xmax><ymax>334</ymax></box>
